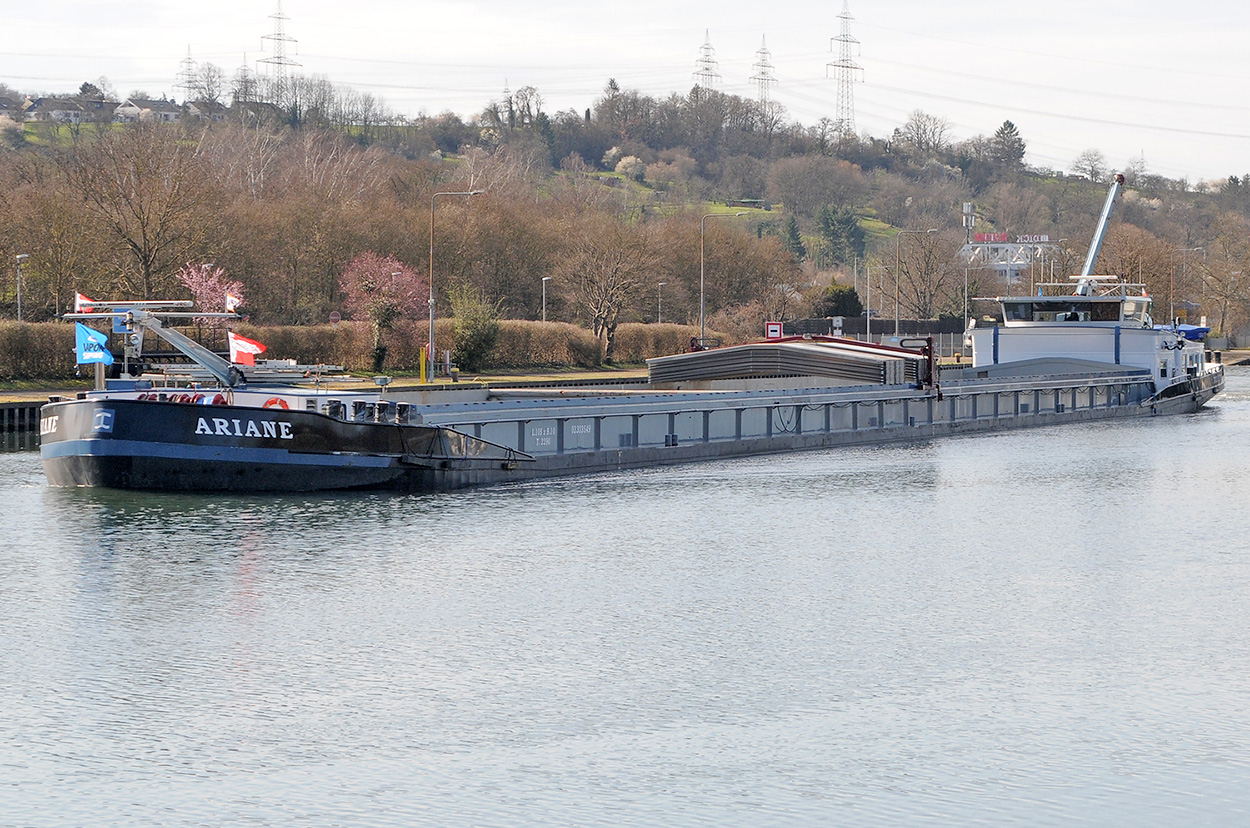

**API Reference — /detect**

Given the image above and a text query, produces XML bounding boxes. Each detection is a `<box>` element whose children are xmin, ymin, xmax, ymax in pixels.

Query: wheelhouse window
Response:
<box><xmin>1003</xmin><ymin>302</ymin><xmax>1033</xmax><ymax>322</ymax></box>
<box><xmin>1002</xmin><ymin>299</ymin><xmax>1125</xmax><ymax>322</ymax></box>
<box><xmin>1121</xmin><ymin>299</ymin><xmax>1149</xmax><ymax>325</ymax></box>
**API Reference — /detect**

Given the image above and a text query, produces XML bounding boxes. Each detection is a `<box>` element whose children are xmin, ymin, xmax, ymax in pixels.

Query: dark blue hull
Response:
<box><xmin>39</xmin><ymin>398</ymin><xmax>526</xmax><ymax>492</ymax></box>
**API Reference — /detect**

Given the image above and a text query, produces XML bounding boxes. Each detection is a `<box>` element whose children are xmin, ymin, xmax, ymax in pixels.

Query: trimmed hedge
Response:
<box><xmin>613</xmin><ymin>323</ymin><xmax>715</xmax><ymax>363</ymax></box>
<box><xmin>0</xmin><ymin>322</ymin><xmax>77</xmax><ymax>379</ymax></box>
<box><xmin>0</xmin><ymin>319</ymin><xmax>733</xmax><ymax>379</ymax></box>
<box><xmin>488</xmin><ymin>320</ymin><xmax>603</xmax><ymax>369</ymax></box>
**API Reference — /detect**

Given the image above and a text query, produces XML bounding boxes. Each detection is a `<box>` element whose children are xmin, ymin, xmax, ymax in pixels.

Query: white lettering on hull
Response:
<box><xmin>195</xmin><ymin>416</ymin><xmax>295</xmax><ymax>440</ymax></box>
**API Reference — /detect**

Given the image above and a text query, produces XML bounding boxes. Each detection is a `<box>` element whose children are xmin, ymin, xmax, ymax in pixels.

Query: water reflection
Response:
<box><xmin>0</xmin><ymin>429</ymin><xmax>38</xmax><ymax>452</ymax></box>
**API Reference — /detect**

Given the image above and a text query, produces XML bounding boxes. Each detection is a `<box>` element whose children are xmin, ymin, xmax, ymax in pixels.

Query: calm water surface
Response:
<box><xmin>3</xmin><ymin>370</ymin><xmax>1250</xmax><ymax>826</ymax></box>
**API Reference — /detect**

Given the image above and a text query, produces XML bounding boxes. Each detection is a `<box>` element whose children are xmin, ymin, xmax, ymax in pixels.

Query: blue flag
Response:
<box><xmin>75</xmin><ymin>322</ymin><xmax>114</xmax><ymax>366</ymax></box>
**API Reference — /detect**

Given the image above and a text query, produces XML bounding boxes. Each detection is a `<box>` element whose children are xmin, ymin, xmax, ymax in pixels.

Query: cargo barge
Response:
<box><xmin>37</xmin><ymin>303</ymin><xmax>1223</xmax><ymax>493</ymax></box>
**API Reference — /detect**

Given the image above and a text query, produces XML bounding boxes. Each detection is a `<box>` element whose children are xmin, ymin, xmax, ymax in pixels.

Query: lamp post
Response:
<box><xmin>428</xmin><ymin>190</ymin><xmax>483</xmax><ymax>382</ymax></box>
<box><xmin>1170</xmin><ymin>246</ymin><xmax>1204</xmax><ymax>327</ymax></box>
<box><xmin>700</xmin><ymin>212</ymin><xmax>746</xmax><ymax>343</ymax></box>
<box><xmin>894</xmin><ymin>229</ymin><xmax>936</xmax><ymax>337</ymax></box>
<box><xmin>541</xmin><ymin>276</ymin><xmax>552</xmax><ymax>323</ymax></box>
<box><xmin>15</xmin><ymin>254</ymin><xmax>28</xmax><ymax>322</ymax></box>
<box><xmin>657</xmin><ymin>281</ymin><xmax>667</xmax><ymax>323</ymax></box>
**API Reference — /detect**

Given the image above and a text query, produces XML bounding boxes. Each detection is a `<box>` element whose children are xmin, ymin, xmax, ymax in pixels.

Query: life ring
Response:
<box><xmin>211</xmin><ymin>394</ymin><xmax>227</xmax><ymax>405</ymax></box>
<box><xmin>263</xmin><ymin>397</ymin><xmax>290</xmax><ymax>410</ymax></box>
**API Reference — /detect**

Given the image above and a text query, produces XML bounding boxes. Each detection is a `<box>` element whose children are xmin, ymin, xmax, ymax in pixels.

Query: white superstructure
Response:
<box><xmin>967</xmin><ymin>276</ymin><xmax>1215</xmax><ymax>396</ymax></box>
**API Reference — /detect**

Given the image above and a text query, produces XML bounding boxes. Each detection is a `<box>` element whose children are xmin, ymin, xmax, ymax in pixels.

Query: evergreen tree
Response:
<box><xmin>811</xmin><ymin>284</ymin><xmax>863</xmax><ymax>318</ymax></box>
<box><xmin>783</xmin><ymin>215</ymin><xmax>806</xmax><ymax>261</ymax></box>
<box><xmin>813</xmin><ymin>205</ymin><xmax>865</xmax><ymax>267</ymax></box>
<box><xmin>991</xmin><ymin>120</ymin><xmax>1026</xmax><ymax>169</ymax></box>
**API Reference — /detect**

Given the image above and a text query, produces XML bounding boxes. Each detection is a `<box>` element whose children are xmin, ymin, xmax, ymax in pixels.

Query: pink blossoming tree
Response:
<box><xmin>338</xmin><ymin>251</ymin><xmax>426</xmax><ymax>371</ymax></box>
<box><xmin>177</xmin><ymin>262</ymin><xmax>245</xmax><ymax>328</ymax></box>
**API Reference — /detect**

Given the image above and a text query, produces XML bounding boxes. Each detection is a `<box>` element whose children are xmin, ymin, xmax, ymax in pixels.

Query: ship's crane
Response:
<box><xmin>1074</xmin><ymin>173</ymin><xmax>1125</xmax><ymax>296</ymax></box>
<box><xmin>65</xmin><ymin>300</ymin><xmax>245</xmax><ymax>388</ymax></box>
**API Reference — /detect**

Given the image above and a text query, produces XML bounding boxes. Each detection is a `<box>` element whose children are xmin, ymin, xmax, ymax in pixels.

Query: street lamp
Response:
<box><xmin>1169</xmin><ymin>246</ymin><xmax>1204</xmax><ymax>326</ymax></box>
<box><xmin>428</xmin><ymin>189</ymin><xmax>483</xmax><ymax>382</ymax></box>
<box><xmin>541</xmin><ymin>276</ymin><xmax>552</xmax><ymax>323</ymax></box>
<box><xmin>894</xmin><ymin>229</ymin><xmax>937</xmax><ymax>337</ymax></box>
<box><xmin>15</xmin><ymin>254</ymin><xmax>28</xmax><ymax>322</ymax></box>
<box><xmin>657</xmin><ymin>281</ymin><xmax>667</xmax><ymax>323</ymax></box>
<box><xmin>700</xmin><ymin>212</ymin><xmax>747</xmax><ymax>343</ymax></box>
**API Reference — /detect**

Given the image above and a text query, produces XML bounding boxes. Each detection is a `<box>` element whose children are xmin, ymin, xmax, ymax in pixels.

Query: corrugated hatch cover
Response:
<box><xmin>646</xmin><ymin>339</ymin><xmax>924</xmax><ymax>385</ymax></box>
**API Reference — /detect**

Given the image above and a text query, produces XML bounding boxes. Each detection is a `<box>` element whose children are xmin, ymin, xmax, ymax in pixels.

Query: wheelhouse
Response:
<box><xmin>1001</xmin><ymin>296</ymin><xmax>1150</xmax><ymax>326</ymax></box>
<box><xmin>997</xmin><ymin>277</ymin><xmax>1152</xmax><ymax>327</ymax></box>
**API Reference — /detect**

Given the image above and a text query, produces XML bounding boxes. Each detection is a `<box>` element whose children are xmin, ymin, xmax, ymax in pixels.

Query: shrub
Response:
<box><xmin>447</xmin><ymin>284</ymin><xmax>502</xmax><ymax>373</ymax></box>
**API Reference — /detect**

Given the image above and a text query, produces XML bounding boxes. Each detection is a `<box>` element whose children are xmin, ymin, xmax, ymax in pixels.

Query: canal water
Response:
<box><xmin>3</xmin><ymin>370</ymin><xmax>1250</xmax><ymax>827</ymax></box>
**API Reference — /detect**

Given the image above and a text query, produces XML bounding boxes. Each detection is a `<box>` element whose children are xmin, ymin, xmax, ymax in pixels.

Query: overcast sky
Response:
<box><xmin>3</xmin><ymin>0</ymin><xmax>1248</xmax><ymax>183</ymax></box>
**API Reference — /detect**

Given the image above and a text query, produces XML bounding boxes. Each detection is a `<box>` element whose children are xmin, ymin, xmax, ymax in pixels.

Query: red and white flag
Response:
<box><xmin>74</xmin><ymin>292</ymin><xmax>95</xmax><ymax>313</ymax></box>
<box><xmin>227</xmin><ymin>331</ymin><xmax>267</xmax><ymax>366</ymax></box>
<box><xmin>225</xmin><ymin>292</ymin><xmax>242</xmax><ymax>313</ymax></box>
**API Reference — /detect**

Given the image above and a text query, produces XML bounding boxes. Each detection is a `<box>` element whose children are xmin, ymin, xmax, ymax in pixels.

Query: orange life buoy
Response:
<box><xmin>263</xmin><ymin>397</ymin><xmax>290</xmax><ymax>410</ymax></box>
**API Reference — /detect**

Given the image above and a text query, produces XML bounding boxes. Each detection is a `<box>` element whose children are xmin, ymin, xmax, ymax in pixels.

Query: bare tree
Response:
<box><xmin>766</xmin><ymin>156</ymin><xmax>868</xmax><ymax>217</ymax></box>
<box><xmin>201</xmin><ymin>121</ymin><xmax>286</xmax><ymax>200</ymax></box>
<box><xmin>1071</xmin><ymin>148</ymin><xmax>1107</xmax><ymax>182</ymax></box>
<box><xmin>192</xmin><ymin>63</ymin><xmax>227</xmax><ymax>104</ymax></box>
<box><xmin>900</xmin><ymin>110</ymin><xmax>950</xmax><ymax>156</ymax></box>
<box><xmin>1203</xmin><ymin>213</ymin><xmax>1250</xmax><ymax>335</ymax></box>
<box><xmin>898</xmin><ymin>232</ymin><xmax>961</xmax><ymax>320</ymax></box>
<box><xmin>560</xmin><ymin>215</ymin><xmax>657</xmax><ymax>361</ymax></box>
<box><xmin>984</xmin><ymin>181</ymin><xmax>1049</xmax><ymax>234</ymax></box>
<box><xmin>68</xmin><ymin>124</ymin><xmax>216</xmax><ymax>298</ymax></box>
<box><xmin>1098</xmin><ymin>223</ymin><xmax>1171</xmax><ymax>290</ymax></box>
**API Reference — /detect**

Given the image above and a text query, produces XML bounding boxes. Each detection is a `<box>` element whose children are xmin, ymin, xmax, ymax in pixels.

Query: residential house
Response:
<box><xmin>23</xmin><ymin>97</ymin><xmax>85</xmax><ymax>123</ymax></box>
<box><xmin>229</xmin><ymin>100</ymin><xmax>285</xmax><ymax>126</ymax></box>
<box><xmin>73</xmin><ymin>97</ymin><xmax>121</xmax><ymax>124</ymax></box>
<box><xmin>113</xmin><ymin>98</ymin><xmax>183</xmax><ymax>123</ymax></box>
<box><xmin>186</xmin><ymin>100</ymin><xmax>229</xmax><ymax>122</ymax></box>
